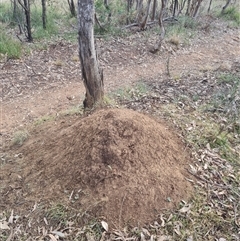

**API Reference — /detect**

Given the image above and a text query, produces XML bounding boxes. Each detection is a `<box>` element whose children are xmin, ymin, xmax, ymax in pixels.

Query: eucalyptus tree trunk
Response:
<box><xmin>41</xmin><ymin>0</ymin><xmax>47</xmax><ymax>29</ymax></box>
<box><xmin>68</xmin><ymin>0</ymin><xmax>77</xmax><ymax>17</ymax></box>
<box><xmin>151</xmin><ymin>0</ymin><xmax>157</xmax><ymax>21</ymax></box>
<box><xmin>139</xmin><ymin>0</ymin><xmax>151</xmax><ymax>30</ymax></box>
<box><xmin>77</xmin><ymin>0</ymin><xmax>104</xmax><ymax>108</ymax></box>
<box><xmin>18</xmin><ymin>0</ymin><xmax>32</xmax><ymax>41</ymax></box>
<box><xmin>150</xmin><ymin>0</ymin><xmax>166</xmax><ymax>53</ymax></box>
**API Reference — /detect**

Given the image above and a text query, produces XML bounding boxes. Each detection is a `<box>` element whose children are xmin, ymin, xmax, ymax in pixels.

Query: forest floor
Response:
<box><xmin>0</xmin><ymin>17</ymin><xmax>240</xmax><ymax>240</ymax></box>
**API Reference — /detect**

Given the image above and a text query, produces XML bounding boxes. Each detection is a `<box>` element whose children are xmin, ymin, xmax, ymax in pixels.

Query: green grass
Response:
<box><xmin>61</xmin><ymin>105</ymin><xmax>84</xmax><ymax>116</ymax></box>
<box><xmin>111</xmin><ymin>82</ymin><xmax>150</xmax><ymax>101</ymax></box>
<box><xmin>34</xmin><ymin>115</ymin><xmax>55</xmax><ymax>126</ymax></box>
<box><xmin>31</xmin><ymin>7</ymin><xmax>61</xmax><ymax>40</ymax></box>
<box><xmin>210</xmin><ymin>73</ymin><xmax>240</xmax><ymax>120</ymax></box>
<box><xmin>166</xmin><ymin>16</ymin><xmax>197</xmax><ymax>45</ymax></box>
<box><xmin>46</xmin><ymin>203</ymin><xmax>68</xmax><ymax>224</ymax></box>
<box><xmin>218</xmin><ymin>72</ymin><xmax>239</xmax><ymax>84</ymax></box>
<box><xmin>220</xmin><ymin>6</ymin><xmax>240</xmax><ymax>25</ymax></box>
<box><xmin>12</xmin><ymin>130</ymin><xmax>29</xmax><ymax>146</ymax></box>
<box><xmin>0</xmin><ymin>2</ymin><xmax>17</xmax><ymax>25</ymax></box>
<box><xmin>94</xmin><ymin>0</ymin><xmax>128</xmax><ymax>36</ymax></box>
<box><xmin>0</xmin><ymin>25</ymin><xmax>22</xmax><ymax>58</ymax></box>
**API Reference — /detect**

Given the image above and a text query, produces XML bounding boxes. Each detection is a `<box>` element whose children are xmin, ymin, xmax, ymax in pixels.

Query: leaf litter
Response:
<box><xmin>1</xmin><ymin>18</ymin><xmax>240</xmax><ymax>241</ymax></box>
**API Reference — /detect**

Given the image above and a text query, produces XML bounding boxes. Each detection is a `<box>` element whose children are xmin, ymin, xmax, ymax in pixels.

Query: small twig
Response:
<box><xmin>233</xmin><ymin>203</ymin><xmax>239</xmax><ymax>227</ymax></box>
<box><xmin>118</xmin><ymin>192</ymin><xmax>127</xmax><ymax>229</ymax></box>
<box><xmin>6</xmin><ymin>227</ymin><xmax>14</xmax><ymax>241</ymax></box>
<box><xmin>95</xmin><ymin>13</ymin><xmax>106</xmax><ymax>31</ymax></box>
<box><xmin>69</xmin><ymin>190</ymin><xmax>74</xmax><ymax>200</ymax></box>
<box><xmin>166</xmin><ymin>54</ymin><xmax>170</xmax><ymax>77</ymax></box>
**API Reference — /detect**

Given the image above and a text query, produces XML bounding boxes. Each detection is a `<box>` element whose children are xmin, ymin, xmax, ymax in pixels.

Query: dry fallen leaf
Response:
<box><xmin>51</xmin><ymin>230</ymin><xmax>65</xmax><ymax>238</ymax></box>
<box><xmin>48</xmin><ymin>234</ymin><xmax>58</xmax><ymax>241</ymax></box>
<box><xmin>160</xmin><ymin>215</ymin><xmax>165</xmax><ymax>227</ymax></box>
<box><xmin>8</xmin><ymin>210</ymin><xmax>14</xmax><ymax>224</ymax></box>
<box><xmin>101</xmin><ymin>220</ymin><xmax>109</xmax><ymax>232</ymax></box>
<box><xmin>0</xmin><ymin>221</ymin><xmax>10</xmax><ymax>230</ymax></box>
<box><xmin>157</xmin><ymin>235</ymin><xmax>171</xmax><ymax>241</ymax></box>
<box><xmin>179</xmin><ymin>204</ymin><xmax>192</xmax><ymax>213</ymax></box>
<box><xmin>187</xmin><ymin>236</ymin><xmax>193</xmax><ymax>241</ymax></box>
<box><xmin>219</xmin><ymin>238</ymin><xmax>227</xmax><ymax>241</ymax></box>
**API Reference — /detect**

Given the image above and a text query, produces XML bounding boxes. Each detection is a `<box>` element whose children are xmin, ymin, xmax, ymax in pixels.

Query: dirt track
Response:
<box><xmin>1</xmin><ymin>19</ymin><xmax>240</xmax><ymax>143</ymax></box>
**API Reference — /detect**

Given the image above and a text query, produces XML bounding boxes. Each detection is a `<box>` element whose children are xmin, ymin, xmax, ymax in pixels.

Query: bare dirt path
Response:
<box><xmin>1</xmin><ymin>20</ymin><xmax>240</xmax><ymax>144</ymax></box>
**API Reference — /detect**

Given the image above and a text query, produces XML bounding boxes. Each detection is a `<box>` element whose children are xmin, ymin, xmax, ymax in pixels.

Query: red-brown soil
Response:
<box><xmin>1</xmin><ymin>108</ymin><xmax>192</xmax><ymax>227</ymax></box>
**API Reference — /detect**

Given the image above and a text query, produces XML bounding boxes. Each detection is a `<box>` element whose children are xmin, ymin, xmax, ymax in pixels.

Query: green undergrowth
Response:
<box><xmin>220</xmin><ymin>6</ymin><xmax>240</xmax><ymax>26</ymax></box>
<box><xmin>166</xmin><ymin>16</ymin><xmax>197</xmax><ymax>46</ymax></box>
<box><xmin>31</xmin><ymin>6</ymin><xmax>63</xmax><ymax>40</ymax></box>
<box><xmin>12</xmin><ymin>130</ymin><xmax>29</xmax><ymax>146</ymax></box>
<box><xmin>0</xmin><ymin>25</ymin><xmax>22</xmax><ymax>58</ymax></box>
<box><xmin>110</xmin><ymin>82</ymin><xmax>150</xmax><ymax>101</ymax></box>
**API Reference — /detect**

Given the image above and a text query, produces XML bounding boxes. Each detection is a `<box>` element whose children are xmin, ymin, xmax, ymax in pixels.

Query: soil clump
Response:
<box><xmin>2</xmin><ymin>108</ymin><xmax>193</xmax><ymax>227</ymax></box>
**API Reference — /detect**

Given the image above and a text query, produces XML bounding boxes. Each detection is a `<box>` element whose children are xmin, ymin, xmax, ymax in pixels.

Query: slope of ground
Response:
<box><xmin>1</xmin><ymin>18</ymin><xmax>239</xmax><ymax>146</ymax></box>
<box><xmin>0</xmin><ymin>17</ymin><xmax>240</xmax><ymax>240</ymax></box>
<box><xmin>1</xmin><ymin>108</ymin><xmax>192</xmax><ymax>229</ymax></box>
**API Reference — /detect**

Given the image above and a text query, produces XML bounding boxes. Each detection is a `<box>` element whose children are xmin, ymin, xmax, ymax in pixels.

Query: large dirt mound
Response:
<box><xmin>7</xmin><ymin>108</ymin><xmax>193</xmax><ymax>227</ymax></box>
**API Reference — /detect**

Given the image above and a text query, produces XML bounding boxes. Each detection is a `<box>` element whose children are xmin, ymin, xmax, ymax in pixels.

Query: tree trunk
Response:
<box><xmin>77</xmin><ymin>0</ymin><xmax>104</xmax><ymax>109</ymax></box>
<box><xmin>150</xmin><ymin>0</ymin><xmax>166</xmax><ymax>54</ymax></box>
<box><xmin>41</xmin><ymin>0</ymin><xmax>47</xmax><ymax>29</ymax></box>
<box><xmin>193</xmin><ymin>0</ymin><xmax>203</xmax><ymax>17</ymax></box>
<box><xmin>172</xmin><ymin>0</ymin><xmax>178</xmax><ymax>18</ymax></box>
<box><xmin>68</xmin><ymin>0</ymin><xmax>77</xmax><ymax>17</ymax></box>
<box><xmin>19</xmin><ymin>0</ymin><xmax>32</xmax><ymax>41</ymax></box>
<box><xmin>207</xmin><ymin>0</ymin><xmax>213</xmax><ymax>13</ymax></box>
<box><xmin>151</xmin><ymin>0</ymin><xmax>157</xmax><ymax>21</ymax></box>
<box><xmin>221</xmin><ymin>0</ymin><xmax>231</xmax><ymax>13</ymax></box>
<box><xmin>140</xmin><ymin>0</ymin><xmax>151</xmax><ymax>30</ymax></box>
<box><xmin>185</xmin><ymin>0</ymin><xmax>191</xmax><ymax>16</ymax></box>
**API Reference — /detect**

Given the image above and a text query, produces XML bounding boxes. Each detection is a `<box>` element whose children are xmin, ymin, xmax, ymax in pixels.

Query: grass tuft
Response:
<box><xmin>12</xmin><ymin>130</ymin><xmax>29</xmax><ymax>146</ymax></box>
<box><xmin>220</xmin><ymin>6</ymin><xmax>240</xmax><ymax>25</ymax></box>
<box><xmin>0</xmin><ymin>26</ymin><xmax>22</xmax><ymax>59</ymax></box>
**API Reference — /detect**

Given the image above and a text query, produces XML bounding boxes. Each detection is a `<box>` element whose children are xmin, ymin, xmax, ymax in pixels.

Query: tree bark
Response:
<box><xmin>221</xmin><ymin>0</ymin><xmax>231</xmax><ymax>13</ymax></box>
<box><xmin>18</xmin><ymin>0</ymin><xmax>32</xmax><ymax>42</ymax></box>
<box><xmin>77</xmin><ymin>0</ymin><xmax>104</xmax><ymax>109</ymax></box>
<box><xmin>150</xmin><ymin>0</ymin><xmax>166</xmax><ymax>54</ymax></box>
<box><xmin>208</xmin><ymin>0</ymin><xmax>213</xmax><ymax>13</ymax></box>
<box><xmin>41</xmin><ymin>0</ymin><xmax>47</xmax><ymax>29</ymax></box>
<box><xmin>193</xmin><ymin>0</ymin><xmax>203</xmax><ymax>17</ymax></box>
<box><xmin>151</xmin><ymin>0</ymin><xmax>157</xmax><ymax>21</ymax></box>
<box><xmin>68</xmin><ymin>0</ymin><xmax>77</xmax><ymax>17</ymax></box>
<box><xmin>140</xmin><ymin>0</ymin><xmax>152</xmax><ymax>30</ymax></box>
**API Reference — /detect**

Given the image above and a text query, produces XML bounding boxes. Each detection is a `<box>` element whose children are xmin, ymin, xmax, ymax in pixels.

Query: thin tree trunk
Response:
<box><xmin>193</xmin><ymin>0</ymin><xmax>203</xmax><ymax>18</ymax></box>
<box><xmin>151</xmin><ymin>0</ymin><xmax>157</xmax><ymax>21</ymax></box>
<box><xmin>150</xmin><ymin>0</ymin><xmax>166</xmax><ymax>53</ymax></box>
<box><xmin>179</xmin><ymin>0</ymin><xmax>187</xmax><ymax>15</ymax></box>
<box><xmin>140</xmin><ymin>0</ymin><xmax>152</xmax><ymax>30</ymax></box>
<box><xmin>136</xmin><ymin>0</ymin><xmax>143</xmax><ymax>23</ymax></box>
<box><xmin>18</xmin><ymin>0</ymin><xmax>32</xmax><ymax>41</ymax></box>
<box><xmin>77</xmin><ymin>0</ymin><xmax>104</xmax><ymax>108</ymax></box>
<box><xmin>13</xmin><ymin>0</ymin><xmax>23</xmax><ymax>34</ymax></box>
<box><xmin>207</xmin><ymin>0</ymin><xmax>213</xmax><ymax>13</ymax></box>
<box><xmin>41</xmin><ymin>0</ymin><xmax>47</xmax><ymax>29</ymax></box>
<box><xmin>68</xmin><ymin>0</ymin><xmax>77</xmax><ymax>17</ymax></box>
<box><xmin>127</xmin><ymin>0</ymin><xmax>133</xmax><ymax>24</ymax></box>
<box><xmin>186</xmin><ymin>0</ymin><xmax>191</xmax><ymax>16</ymax></box>
<box><xmin>172</xmin><ymin>0</ymin><xmax>178</xmax><ymax>17</ymax></box>
<box><xmin>12</xmin><ymin>0</ymin><xmax>17</xmax><ymax>22</ymax></box>
<box><xmin>222</xmin><ymin>0</ymin><xmax>231</xmax><ymax>13</ymax></box>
